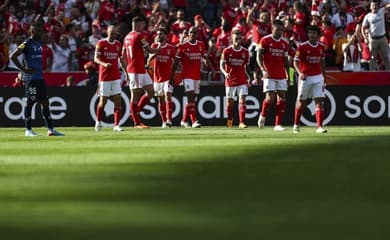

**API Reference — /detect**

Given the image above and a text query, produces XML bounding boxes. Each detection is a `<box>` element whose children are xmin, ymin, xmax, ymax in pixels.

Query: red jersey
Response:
<box><xmin>259</xmin><ymin>35</ymin><xmax>289</xmax><ymax>79</ymax></box>
<box><xmin>95</xmin><ymin>38</ymin><xmax>122</xmax><ymax>81</ymax></box>
<box><xmin>252</xmin><ymin>21</ymin><xmax>271</xmax><ymax>44</ymax></box>
<box><xmin>176</xmin><ymin>40</ymin><xmax>207</xmax><ymax>80</ymax></box>
<box><xmin>98</xmin><ymin>0</ymin><xmax>115</xmax><ymax>22</ymax></box>
<box><xmin>294</xmin><ymin>41</ymin><xmax>325</xmax><ymax>76</ymax></box>
<box><xmin>221</xmin><ymin>46</ymin><xmax>249</xmax><ymax>87</ymax></box>
<box><xmin>123</xmin><ymin>31</ymin><xmax>149</xmax><ymax>74</ymax></box>
<box><xmin>216</xmin><ymin>31</ymin><xmax>231</xmax><ymax>52</ymax></box>
<box><xmin>151</xmin><ymin>43</ymin><xmax>176</xmax><ymax>83</ymax></box>
<box><xmin>41</xmin><ymin>44</ymin><xmax>53</xmax><ymax>71</ymax></box>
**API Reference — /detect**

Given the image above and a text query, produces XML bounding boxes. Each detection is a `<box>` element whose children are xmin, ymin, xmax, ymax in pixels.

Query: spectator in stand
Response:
<box><xmin>43</xmin><ymin>5</ymin><xmax>66</xmax><ymax>43</ymax></box>
<box><xmin>89</xmin><ymin>20</ymin><xmax>102</xmax><ymax>48</ymax></box>
<box><xmin>233</xmin><ymin>16</ymin><xmax>250</xmax><ymax>47</ymax></box>
<box><xmin>170</xmin><ymin>26</ymin><xmax>215</xmax><ymax>128</ymax></box>
<box><xmin>293</xmin><ymin>24</ymin><xmax>327</xmax><ymax>134</ymax></box>
<box><xmin>8</xmin><ymin>9</ymin><xmax>29</xmax><ymax>36</ymax></box>
<box><xmin>10</xmin><ymin>23</ymin><xmax>64</xmax><ymax>137</ymax></box>
<box><xmin>257</xmin><ymin>20</ymin><xmax>289</xmax><ymax>131</ymax></box>
<box><xmin>172</xmin><ymin>0</ymin><xmax>187</xmax><ymax>13</ymax></box>
<box><xmin>121</xmin><ymin>16</ymin><xmax>159</xmax><ymax>128</ymax></box>
<box><xmin>83</xmin><ymin>60</ymin><xmax>99</xmax><ymax>87</ymax></box>
<box><xmin>51</xmin><ymin>34</ymin><xmax>72</xmax><ymax>72</ymax></box>
<box><xmin>320</xmin><ymin>18</ymin><xmax>336</xmax><ymax>66</ymax></box>
<box><xmin>360</xmin><ymin>27</ymin><xmax>371</xmax><ymax>71</ymax></box>
<box><xmin>330</xmin><ymin>1</ymin><xmax>354</xmax><ymax>29</ymax></box>
<box><xmin>41</xmin><ymin>32</ymin><xmax>53</xmax><ymax>72</ymax></box>
<box><xmin>247</xmin><ymin>5</ymin><xmax>271</xmax><ymax>45</ymax></box>
<box><xmin>203</xmin><ymin>0</ymin><xmax>221</xmax><ymax>28</ymax></box>
<box><xmin>170</xmin><ymin>9</ymin><xmax>191</xmax><ymax>45</ymax></box>
<box><xmin>206</xmin><ymin>37</ymin><xmax>221</xmax><ymax>83</ymax></box>
<box><xmin>84</xmin><ymin>0</ymin><xmax>100</xmax><ymax>20</ymax></box>
<box><xmin>7</xmin><ymin>33</ymin><xmax>24</xmax><ymax>71</ymax></box>
<box><xmin>12</xmin><ymin>71</ymin><xmax>23</xmax><ymax>87</ymax></box>
<box><xmin>98</xmin><ymin>0</ymin><xmax>115</xmax><ymax>26</ymax></box>
<box><xmin>247</xmin><ymin>5</ymin><xmax>271</xmax><ymax>81</ymax></box>
<box><xmin>117</xmin><ymin>0</ymin><xmax>132</xmax><ymax>22</ymax></box>
<box><xmin>361</xmin><ymin>0</ymin><xmax>390</xmax><ymax>71</ymax></box>
<box><xmin>216</xmin><ymin>21</ymin><xmax>231</xmax><ymax>59</ymax></box>
<box><xmin>0</xmin><ymin>27</ymin><xmax>9</xmax><ymax>71</ymax></box>
<box><xmin>76</xmin><ymin>37</ymin><xmax>94</xmax><ymax>71</ymax></box>
<box><xmin>220</xmin><ymin>28</ymin><xmax>250</xmax><ymax>129</ymax></box>
<box><xmin>194</xmin><ymin>14</ymin><xmax>212</xmax><ymax>44</ymax></box>
<box><xmin>65</xmin><ymin>75</ymin><xmax>75</xmax><ymax>87</ymax></box>
<box><xmin>292</xmin><ymin>1</ymin><xmax>308</xmax><ymax>43</ymax></box>
<box><xmin>222</xmin><ymin>0</ymin><xmax>238</xmax><ymax>27</ymax></box>
<box><xmin>94</xmin><ymin>24</ymin><xmax>124</xmax><ymax>132</ymax></box>
<box><xmin>148</xmin><ymin>28</ymin><xmax>176</xmax><ymax>128</ymax></box>
<box><xmin>342</xmin><ymin>27</ymin><xmax>362</xmax><ymax>72</ymax></box>
<box><xmin>333</xmin><ymin>26</ymin><xmax>347</xmax><ymax>68</ymax></box>
<box><xmin>65</xmin><ymin>23</ymin><xmax>79</xmax><ymax>71</ymax></box>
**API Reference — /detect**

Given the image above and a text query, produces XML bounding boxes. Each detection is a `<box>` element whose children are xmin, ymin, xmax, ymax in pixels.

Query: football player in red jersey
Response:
<box><xmin>220</xmin><ymin>28</ymin><xmax>251</xmax><ymax>128</ymax></box>
<box><xmin>148</xmin><ymin>29</ymin><xmax>176</xmax><ymax>128</ymax></box>
<box><xmin>293</xmin><ymin>24</ymin><xmax>328</xmax><ymax>133</ymax></box>
<box><xmin>170</xmin><ymin>26</ymin><xmax>215</xmax><ymax>128</ymax></box>
<box><xmin>257</xmin><ymin>20</ymin><xmax>289</xmax><ymax>131</ymax></box>
<box><xmin>94</xmin><ymin>24</ymin><xmax>123</xmax><ymax>132</ymax></box>
<box><xmin>122</xmin><ymin>16</ymin><xmax>159</xmax><ymax>128</ymax></box>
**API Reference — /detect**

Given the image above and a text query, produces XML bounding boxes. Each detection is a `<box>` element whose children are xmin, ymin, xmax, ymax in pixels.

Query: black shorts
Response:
<box><xmin>24</xmin><ymin>79</ymin><xmax>48</xmax><ymax>102</ymax></box>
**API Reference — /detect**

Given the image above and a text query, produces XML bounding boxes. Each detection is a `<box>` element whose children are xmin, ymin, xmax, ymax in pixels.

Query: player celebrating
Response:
<box><xmin>148</xmin><ymin>29</ymin><xmax>176</xmax><ymax>128</ymax></box>
<box><xmin>122</xmin><ymin>16</ymin><xmax>159</xmax><ymax>128</ymax></box>
<box><xmin>293</xmin><ymin>24</ymin><xmax>327</xmax><ymax>133</ymax></box>
<box><xmin>10</xmin><ymin>23</ymin><xmax>64</xmax><ymax>137</ymax></box>
<box><xmin>256</xmin><ymin>20</ymin><xmax>289</xmax><ymax>131</ymax></box>
<box><xmin>170</xmin><ymin>26</ymin><xmax>215</xmax><ymax>128</ymax></box>
<box><xmin>94</xmin><ymin>24</ymin><xmax>123</xmax><ymax>132</ymax></box>
<box><xmin>220</xmin><ymin>28</ymin><xmax>250</xmax><ymax>128</ymax></box>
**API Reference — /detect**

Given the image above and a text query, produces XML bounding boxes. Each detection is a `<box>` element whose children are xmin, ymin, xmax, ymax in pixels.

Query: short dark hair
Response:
<box><xmin>132</xmin><ymin>16</ymin><xmax>145</xmax><ymax>23</ymax></box>
<box><xmin>272</xmin><ymin>19</ymin><xmax>283</xmax><ymax>27</ymax></box>
<box><xmin>307</xmin><ymin>24</ymin><xmax>322</xmax><ymax>35</ymax></box>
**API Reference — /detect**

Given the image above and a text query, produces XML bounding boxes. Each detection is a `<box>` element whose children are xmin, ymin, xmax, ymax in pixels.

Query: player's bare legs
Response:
<box><xmin>226</xmin><ymin>98</ymin><xmax>234</xmax><ymax>128</ymax></box>
<box><xmin>293</xmin><ymin>99</ymin><xmax>306</xmax><ymax>133</ymax></box>
<box><xmin>112</xmin><ymin>94</ymin><xmax>123</xmax><ymax>131</ymax></box>
<box><xmin>258</xmin><ymin>91</ymin><xmax>276</xmax><ymax>128</ymax></box>
<box><xmin>95</xmin><ymin>95</ymin><xmax>108</xmax><ymax>131</ymax></box>
<box><xmin>138</xmin><ymin>84</ymin><xmax>154</xmax><ymax>113</ymax></box>
<box><xmin>165</xmin><ymin>92</ymin><xmax>173</xmax><ymax>127</ymax></box>
<box><xmin>314</xmin><ymin>97</ymin><xmax>327</xmax><ymax>133</ymax></box>
<box><xmin>182</xmin><ymin>91</ymin><xmax>200</xmax><ymax>128</ymax></box>
<box><xmin>274</xmin><ymin>90</ymin><xmax>286</xmax><ymax>130</ymax></box>
<box><xmin>158</xmin><ymin>95</ymin><xmax>167</xmax><ymax>127</ymax></box>
<box><xmin>130</xmin><ymin>88</ymin><xmax>144</xmax><ymax>127</ymax></box>
<box><xmin>238</xmin><ymin>95</ymin><xmax>247</xmax><ymax>128</ymax></box>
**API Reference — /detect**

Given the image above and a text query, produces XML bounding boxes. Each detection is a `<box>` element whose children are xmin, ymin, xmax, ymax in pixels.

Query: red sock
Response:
<box><xmin>261</xmin><ymin>99</ymin><xmax>270</xmax><ymax>117</ymax></box>
<box><xmin>166</xmin><ymin>101</ymin><xmax>173</xmax><ymax>121</ymax></box>
<box><xmin>226</xmin><ymin>104</ymin><xmax>233</xmax><ymax>120</ymax></box>
<box><xmin>188</xmin><ymin>103</ymin><xmax>197</xmax><ymax>123</ymax></box>
<box><xmin>114</xmin><ymin>105</ymin><xmax>121</xmax><ymax>126</ymax></box>
<box><xmin>137</xmin><ymin>94</ymin><xmax>150</xmax><ymax>112</ymax></box>
<box><xmin>239</xmin><ymin>103</ymin><xmax>246</xmax><ymax>124</ymax></box>
<box><xmin>316</xmin><ymin>107</ymin><xmax>324</xmax><ymax>128</ymax></box>
<box><xmin>294</xmin><ymin>106</ymin><xmax>303</xmax><ymax>126</ymax></box>
<box><xmin>275</xmin><ymin>99</ymin><xmax>285</xmax><ymax>126</ymax></box>
<box><xmin>131</xmin><ymin>103</ymin><xmax>140</xmax><ymax>126</ymax></box>
<box><xmin>159</xmin><ymin>103</ymin><xmax>167</xmax><ymax>122</ymax></box>
<box><xmin>96</xmin><ymin>104</ymin><xmax>103</xmax><ymax>121</ymax></box>
<box><xmin>182</xmin><ymin>103</ymin><xmax>189</xmax><ymax>122</ymax></box>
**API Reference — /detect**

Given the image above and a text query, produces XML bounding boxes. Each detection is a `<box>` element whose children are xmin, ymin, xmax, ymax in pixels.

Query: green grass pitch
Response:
<box><xmin>1</xmin><ymin>126</ymin><xmax>390</xmax><ymax>240</ymax></box>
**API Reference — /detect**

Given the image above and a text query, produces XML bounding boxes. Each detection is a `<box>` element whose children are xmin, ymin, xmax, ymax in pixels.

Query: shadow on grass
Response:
<box><xmin>1</xmin><ymin>135</ymin><xmax>390</xmax><ymax>240</ymax></box>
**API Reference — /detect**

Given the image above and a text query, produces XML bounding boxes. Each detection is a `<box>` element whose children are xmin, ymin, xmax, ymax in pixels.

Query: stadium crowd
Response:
<box><xmin>0</xmin><ymin>0</ymin><xmax>390</xmax><ymax>75</ymax></box>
